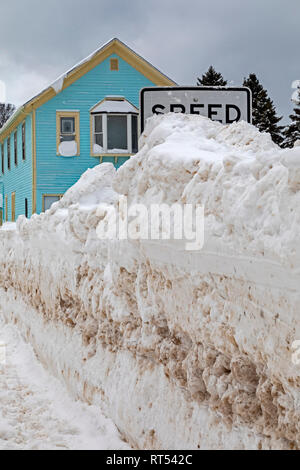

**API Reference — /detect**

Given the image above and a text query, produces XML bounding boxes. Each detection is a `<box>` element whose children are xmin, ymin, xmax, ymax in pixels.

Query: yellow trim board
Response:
<box><xmin>90</xmin><ymin>113</ymin><xmax>94</xmax><ymax>157</ymax></box>
<box><xmin>11</xmin><ymin>192</ymin><xmax>15</xmax><ymax>222</ymax></box>
<box><xmin>32</xmin><ymin>110</ymin><xmax>36</xmax><ymax>214</ymax></box>
<box><xmin>0</xmin><ymin>38</ymin><xmax>176</xmax><ymax>142</ymax></box>
<box><xmin>56</xmin><ymin>111</ymin><xmax>80</xmax><ymax>156</ymax></box>
<box><xmin>5</xmin><ymin>195</ymin><xmax>8</xmax><ymax>222</ymax></box>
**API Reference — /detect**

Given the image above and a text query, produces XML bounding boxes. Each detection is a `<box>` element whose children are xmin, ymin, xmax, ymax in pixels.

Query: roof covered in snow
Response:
<box><xmin>0</xmin><ymin>38</ymin><xmax>176</xmax><ymax>142</ymax></box>
<box><xmin>91</xmin><ymin>98</ymin><xmax>138</xmax><ymax>114</ymax></box>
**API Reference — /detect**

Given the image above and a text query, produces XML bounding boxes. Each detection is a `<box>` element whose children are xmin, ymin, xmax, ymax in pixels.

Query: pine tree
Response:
<box><xmin>282</xmin><ymin>87</ymin><xmax>300</xmax><ymax>148</ymax></box>
<box><xmin>243</xmin><ymin>73</ymin><xmax>283</xmax><ymax>146</ymax></box>
<box><xmin>0</xmin><ymin>103</ymin><xmax>15</xmax><ymax>129</ymax></box>
<box><xmin>197</xmin><ymin>66</ymin><xmax>227</xmax><ymax>87</ymax></box>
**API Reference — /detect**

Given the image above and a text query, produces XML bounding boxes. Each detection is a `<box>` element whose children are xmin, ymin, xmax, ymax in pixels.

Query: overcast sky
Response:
<box><xmin>0</xmin><ymin>0</ymin><xmax>299</xmax><ymax>123</ymax></box>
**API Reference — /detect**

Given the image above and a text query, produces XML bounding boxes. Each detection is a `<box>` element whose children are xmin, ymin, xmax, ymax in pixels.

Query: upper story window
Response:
<box><xmin>22</xmin><ymin>122</ymin><xmax>26</xmax><ymax>160</ymax></box>
<box><xmin>14</xmin><ymin>131</ymin><xmax>18</xmax><ymax>166</ymax></box>
<box><xmin>90</xmin><ymin>97</ymin><xmax>138</xmax><ymax>156</ymax></box>
<box><xmin>7</xmin><ymin>138</ymin><xmax>10</xmax><ymax>170</ymax></box>
<box><xmin>1</xmin><ymin>143</ymin><xmax>4</xmax><ymax>175</ymax></box>
<box><xmin>56</xmin><ymin>111</ymin><xmax>80</xmax><ymax>157</ymax></box>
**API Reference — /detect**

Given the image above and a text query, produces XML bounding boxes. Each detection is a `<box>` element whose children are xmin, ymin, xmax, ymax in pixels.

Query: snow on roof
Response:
<box><xmin>91</xmin><ymin>98</ymin><xmax>138</xmax><ymax>114</ymax></box>
<box><xmin>0</xmin><ymin>38</ymin><xmax>176</xmax><ymax>138</ymax></box>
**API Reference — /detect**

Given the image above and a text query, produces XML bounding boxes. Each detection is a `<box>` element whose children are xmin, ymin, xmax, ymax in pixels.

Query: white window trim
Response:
<box><xmin>91</xmin><ymin>113</ymin><xmax>137</xmax><ymax>157</ymax></box>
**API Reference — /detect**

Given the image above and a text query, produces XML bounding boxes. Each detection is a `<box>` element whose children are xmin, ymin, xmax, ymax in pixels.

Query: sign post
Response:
<box><xmin>140</xmin><ymin>87</ymin><xmax>252</xmax><ymax>132</ymax></box>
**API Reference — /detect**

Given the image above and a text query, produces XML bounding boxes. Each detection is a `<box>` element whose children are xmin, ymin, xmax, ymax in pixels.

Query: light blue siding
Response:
<box><xmin>35</xmin><ymin>53</ymin><xmax>155</xmax><ymax>213</ymax></box>
<box><xmin>0</xmin><ymin>114</ymin><xmax>33</xmax><ymax>221</ymax></box>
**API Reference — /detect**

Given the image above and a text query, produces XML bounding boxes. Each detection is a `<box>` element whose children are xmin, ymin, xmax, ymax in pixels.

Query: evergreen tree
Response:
<box><xmin>197</xmin><ymin>66</ymin><xmax>227</xmax><ymax>87</ymax></box>
<box><xmin>282</xmin><ymin>86</ymin><xmax>300</xmax><ymax>148</ymax></box>
<box><xmin>0</xmin><ymin>103</ymin><xmax>15</xmax><ymax>129</ymax></box>
<box><xmin>243</xmin><ymin>73</ymin><xmax>283</xmax><ymax>146</ymax></box>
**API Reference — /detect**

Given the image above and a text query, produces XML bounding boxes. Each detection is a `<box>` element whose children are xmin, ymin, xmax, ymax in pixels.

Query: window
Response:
<box><xmin>107</xmin><ymin>115</ymin><xmax>127</xmax><ymax>150</ymax></box>
<box><xmin>7</xmin><ymin>138</ymin><xmax>10</xmax><ymax>170</ymax></box>
<box><xmin>90</xmin><ymin>97</ymin><xmax>139</xmax><ymax>156</ymax></box>
<box><xmin>61</xmin><ymin>117</ymin><xmax>75</xmax><ymax>141</ymax></box>
<box><xmin>110</xmin><ymin>58</ymin><xmax>119</xmax><ymax>71</ymax></box>
<box><xmin>131</xmin><ymin>115</ymin><xmax>138</xmax><ymax>154</ymax></box>
<box><xmin>42</xmin><ymin>194</ymin><xmax>63</xmax><ymax>212</ymax></box>
<box><xmin>94</xmin><ymin>115</ymin><xmax>103</xmax><ymax>148</ymax></box>
<box><xmin>1</xmin><ymin>144</ymin><xmax>3</xmax><ymax>174</ymax></box>
<box><xmin>25</xmin><ymin>198</ymin><xmax>28</xmax><ymax>218</ymax></box>
<box><xmin>22</xmin><ymin>122</ymin><xmax>26</xmax><ymax>160</ymax></box>
<box><xmin>56</xmin><ymin>111</ymin><xmax>80</xmax><ymax>156</ymax></box>
<box><xmin>11</xmin><ymin>192</ymin><xmax>15</xmax><ymax>222</ymax></box>
<box><xmin>14</xmin><ymin>131</ymin><xmax>18</xmax><ymax>166</ymax></box>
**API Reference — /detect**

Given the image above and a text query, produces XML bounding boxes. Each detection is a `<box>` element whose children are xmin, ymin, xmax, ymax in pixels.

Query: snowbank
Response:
<box><xmin>1</xmin><ymin>113</ymin><xmax>300</xmax><ymax>449</ymax></box>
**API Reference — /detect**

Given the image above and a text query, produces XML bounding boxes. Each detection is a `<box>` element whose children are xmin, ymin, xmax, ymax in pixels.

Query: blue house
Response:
<box><xmin>0</xmin><ymin>38</ymin><xmax>175</xmax><ymax>222</ymax></box>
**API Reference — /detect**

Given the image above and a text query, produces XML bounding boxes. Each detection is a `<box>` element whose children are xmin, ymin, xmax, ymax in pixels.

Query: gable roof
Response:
<box><xmin>0</xmin><ymin>38</ymin><xmax>177</xmax><ymax>142</ymax></box>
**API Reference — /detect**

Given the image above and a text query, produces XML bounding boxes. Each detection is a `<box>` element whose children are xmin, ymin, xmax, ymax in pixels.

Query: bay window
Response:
<box><xmin>90</xmin><ymin>97</ymin><xmax>139</xmax><ymax>156</ymax></box>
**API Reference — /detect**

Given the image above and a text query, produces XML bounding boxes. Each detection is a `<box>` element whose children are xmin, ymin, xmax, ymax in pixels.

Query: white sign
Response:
<box><xmin>140</xmin><ymin>87</ymin><xmax>252</xmax><ymax>132</ymax></box>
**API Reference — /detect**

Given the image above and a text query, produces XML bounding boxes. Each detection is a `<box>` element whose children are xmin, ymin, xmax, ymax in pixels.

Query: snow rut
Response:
<box><xmin>0</xmin><ymin>318</ymin><xmax>129</xmax><ymax>450</ymax></box>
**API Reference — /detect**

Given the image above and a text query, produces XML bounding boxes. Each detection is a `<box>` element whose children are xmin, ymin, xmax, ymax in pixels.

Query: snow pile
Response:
<box><xmin>1</xmin><ymin>114</ymin><xmax>300</xmax><ymax>449</ymax></box>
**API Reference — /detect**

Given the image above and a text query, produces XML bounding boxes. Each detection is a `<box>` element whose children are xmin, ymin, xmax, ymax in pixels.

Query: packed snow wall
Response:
<box><xmin>1</xmin><ymin>114</ymin><xmax>300</xmax><ymax>449</ymax></box>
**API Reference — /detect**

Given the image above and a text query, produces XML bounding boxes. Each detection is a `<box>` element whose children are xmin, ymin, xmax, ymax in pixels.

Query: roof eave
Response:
<box><xmin>0</xmin><ymin>38</ymin><xmax>177</xmax><ymax>140</ymax></box>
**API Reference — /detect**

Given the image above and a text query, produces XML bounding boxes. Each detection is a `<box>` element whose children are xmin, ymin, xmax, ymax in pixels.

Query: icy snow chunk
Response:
<box><xmin>107</xmin><ymin>149</ymin><xmax>129</xmax><ymax>154</ymax></box>
<box><xmin>61</xmin><ymin>163</ymin><xmax>118</xmax><ymax>208</ymax></box>
<box><xmin>51</xmin><ymin>76</ymin><xmax>65</xmax><ymax>94</ymax></box>
<box><xmin>280</xmin><ymin>147</ymin><xmax>300</xmax><ymax>168</ymax></box>
<box><xmin>59</xmin><ymin>141</ymin><xmax>77</xmax><ymax>157</ymax></box>
<box><xmin>0</xmin><ymin>222</ymin><xmax>17</xmax><ymax>232</ymax></box>
<box><xmin>93</xmin><ymin>144</ymin><xmax>104</xmax><ymax>154</ymax></box>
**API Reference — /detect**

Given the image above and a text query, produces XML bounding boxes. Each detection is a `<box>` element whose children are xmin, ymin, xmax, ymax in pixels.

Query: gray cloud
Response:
<box><xmin>0</xmin><ymin>0</ymin><xmax>299</xmax><ymax>122</ymax></box>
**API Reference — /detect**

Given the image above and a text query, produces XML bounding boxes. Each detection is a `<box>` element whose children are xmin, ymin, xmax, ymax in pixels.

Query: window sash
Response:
<box><xmin>7</xmin><ymin>139</ymin><xmax>10</xmax><ymax>170</ymax></box>
<box><xmin>22</xmin><ymin>122</ymin><xmax>26</xmax><ymax>160</ymax></box>
<box><xmin>60</xmin><ymin>117</ymin><xmax>76</xmax><ymax>142</ymax></box>
<box><xmin>1</xmin><ymin>144</ymin><xmax>4</xmax><ymax>174</ymax></box>
<box><xmin>93</xmin><ymin>115</ymin><xmax>103</xmax><ymax>148</ymax></box>
<box><xmin>92</xmin><ymin>113</ymin><xmax>138</xmax><ymax>155</ymax></box>
<box><xmin>107</xmin><ymin>115</ymin><xmax>128</xmax><ymax>151</ymax></box>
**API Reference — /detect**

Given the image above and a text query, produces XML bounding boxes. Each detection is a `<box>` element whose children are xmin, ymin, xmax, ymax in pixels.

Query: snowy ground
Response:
<box><xmin>0</xmin><ymin>314</ymin><xmax>130</xmax><ymax>451</ymax></box>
